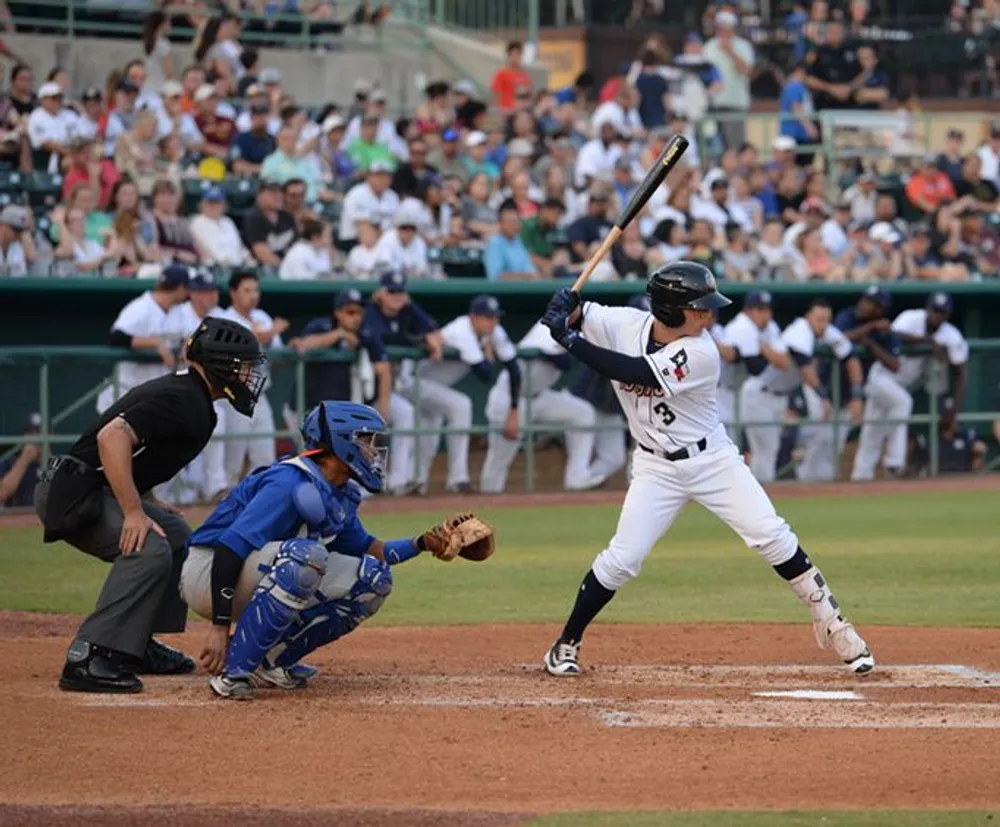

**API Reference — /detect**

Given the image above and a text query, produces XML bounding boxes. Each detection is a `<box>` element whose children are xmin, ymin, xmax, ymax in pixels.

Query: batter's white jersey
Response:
<box><xmin>418</xmin><ymin>315</ymin><xmax>517</xmax><ymax>389</ymax></box>
<box><xmin>98</xmin><ymin>291</ymin><xmax>172</xmax><ymax>412</ymax></box>
<box><xmin>581</xmin><ymin>302</ymin><xmax>721</xmax><ymax>452</ymax></box>
<box><xmin>492</xmin><ymin>320</ymin><xmax>564</xmax><ymax>398</ymax></box>
<box><xmin>869</xmin><ymin>309</ymin><xmax>968</xmax><ymax>390</ymax></box>
<box><xmin>757</xmin><ymin>317</ymin><xmax>851</xmax><ymax>394</ymax></box>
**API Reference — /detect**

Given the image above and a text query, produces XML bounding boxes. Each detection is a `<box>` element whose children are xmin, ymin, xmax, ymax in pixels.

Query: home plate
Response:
<box><xmin>754</xmin><ymin>690</ymin><xmax>862</xmax><ymax>700</ymax></box>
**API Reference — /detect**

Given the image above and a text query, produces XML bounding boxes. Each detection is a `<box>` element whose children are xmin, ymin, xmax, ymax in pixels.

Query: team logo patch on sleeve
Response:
<box><xmin>667</xmin><ymin>349</ymin><xmax>690</xmax><ymax>381</ymax></box>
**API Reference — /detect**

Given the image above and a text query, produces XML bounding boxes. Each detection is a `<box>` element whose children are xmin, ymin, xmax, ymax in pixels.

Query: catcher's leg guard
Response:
<box><xmin>268</xmin><ymin>554</ymin><xmax>392</xmax><ymax>668</ymax></box>
<box><xmin>222</xmin><ymin>539</ymin><xmax>327</xmax><ymax>679</ymax></box>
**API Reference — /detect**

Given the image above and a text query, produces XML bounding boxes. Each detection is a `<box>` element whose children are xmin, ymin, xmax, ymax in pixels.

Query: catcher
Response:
<box><xmin>179</xmin><ymin>400</ymin><xmax>494</xmax><ymax>700</ymax></box>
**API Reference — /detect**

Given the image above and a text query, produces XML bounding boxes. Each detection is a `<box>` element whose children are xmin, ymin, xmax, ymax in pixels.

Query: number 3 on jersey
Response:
<box><xmin>653</xmin><ymin>401</ymin><xmax>675</xmax><ymax>426</ymax></box>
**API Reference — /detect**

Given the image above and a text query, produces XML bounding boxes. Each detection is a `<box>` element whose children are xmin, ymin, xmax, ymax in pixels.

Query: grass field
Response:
<box><xmin>3</xmin><ymin>489</ymin><xmax>998</xmax><ymax>627</ymax></box>
<box><xmin>3</xmin><ymin>487</ymin><xmax>998</xmax><ymax>826</ymax></box>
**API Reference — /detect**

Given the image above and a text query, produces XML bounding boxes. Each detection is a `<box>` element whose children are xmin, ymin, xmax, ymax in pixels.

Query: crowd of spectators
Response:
<box><xmin>0</xmin><ymin>4</ymin><xmax>997</xmax><ymax>283</ymax></box>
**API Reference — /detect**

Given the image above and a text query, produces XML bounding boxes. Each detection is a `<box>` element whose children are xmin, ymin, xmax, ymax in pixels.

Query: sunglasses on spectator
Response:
<box><xmin>339</xmin><ymin>307</ymin><xmax>362</xmax><ymax>317</ymax></box>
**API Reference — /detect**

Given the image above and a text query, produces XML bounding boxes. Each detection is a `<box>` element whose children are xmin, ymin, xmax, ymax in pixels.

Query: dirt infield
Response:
<box><xmin>1</xmin><ymin>617</ymin><xmax>999</xmax><ymax>826</ymax></box>
<box><xmin>1</xmin><ymin>474</ymin><xmax>998</xmax><ymax>529</ymax></box>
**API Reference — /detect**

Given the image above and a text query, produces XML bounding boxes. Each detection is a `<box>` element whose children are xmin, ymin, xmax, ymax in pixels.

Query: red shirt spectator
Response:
<box><xmin>906</xmin><ymin>156</ymin><xmax>957</xmax><ymax>215</ymax></box>
<box><xmin>62</xmin><ymin>138</ymin><xmax>120</xmax><ymax>209</ymax></box>
<box><xmin>491</xmin><ymin>41</ymin><xmax>532</xmax><ymax>112</ymax></box>
<box><xmin>193</xmin><ymin>84</ymin><xmax>237</xmax><ymax>157</ymax></box>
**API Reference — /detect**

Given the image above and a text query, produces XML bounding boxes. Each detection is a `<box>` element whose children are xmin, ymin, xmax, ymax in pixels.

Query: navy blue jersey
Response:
<box><xmin>821</xmin><ymin>307</ymin><xmax>901</xmax><ymax>399</ymax></box>
<box><xmin>297</xmin><ymin>316</ymin><xmax>387</xmax><ymax>410</ymax></box>
<box><xmin>362</xmin><ymin>301</ymin><xmax>437</xmax><ymax>348</ymax></box>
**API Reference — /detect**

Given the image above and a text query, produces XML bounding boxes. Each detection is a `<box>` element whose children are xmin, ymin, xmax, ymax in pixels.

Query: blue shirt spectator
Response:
<box><xmin>634</xmin><ymin>51</ymin><xmax>669</xmax><ymax>129</ymax></box>
<box><xmin>484</xmin><ymin>201</ymin><xmax>538</xmax><ymax>281</ymax></box>
<box><xmin>779</xmin><ymin>63</ymin><xmax>815</xmax><ymax>143</ymax></box>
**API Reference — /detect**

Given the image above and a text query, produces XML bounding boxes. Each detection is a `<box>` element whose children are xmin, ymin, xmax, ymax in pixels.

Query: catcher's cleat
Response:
<box><xmin>210</xmin><ymin>673</ymin><xmax>256</xmax><ymax>700</ymax></box>
<box><xmin>544</xmin><ymin>639</ymin><xmax>582</xmax><ymax>677</ymax></box>
<box><xmin>254</xmin><ymin>661</ymin><xmax>309</xmax><ymax>690</ymax></box>
<box><xmin>286</xmin><ymin>662</ymin><xmax>319</xmax><ymax>681</ymax></box>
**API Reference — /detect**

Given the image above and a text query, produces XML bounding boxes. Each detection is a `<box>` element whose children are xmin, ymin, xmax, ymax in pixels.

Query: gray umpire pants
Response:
<box><xmin>34</xmin><ymin>480</ymin><xmax>191</xmax><ymax>659</ymax></box>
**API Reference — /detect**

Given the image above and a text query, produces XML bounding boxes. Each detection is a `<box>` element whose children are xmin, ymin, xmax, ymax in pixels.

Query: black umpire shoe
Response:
<box><xmin>129</xmin><ymin>638</ymin><xmax>196</xmax><ymax>675</ymax></box>
<box><xmin>58</xmin><ymin>640</ymin><xmax>143</xmax><ymax>694</ymax></box>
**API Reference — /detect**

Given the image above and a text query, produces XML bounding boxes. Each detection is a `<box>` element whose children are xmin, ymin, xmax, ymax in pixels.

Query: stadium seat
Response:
<box><xmin>182</xmin><ymin>178</ymin><xmax>214</xmax><ymax>214</ymax></box>
<box><xmin>223</xmin><ymin>177</ymin><xmax>259</xmax><ymax>216</ymax></box>
<box><xmin>25</xmin><ymin>172</ymin><xmax>63</xmax><ymax>210</ymax></box>
<box><xmin>0</xmin><ymin>169</ymin><xmax>24</xmax><ymax>194</ymax></box>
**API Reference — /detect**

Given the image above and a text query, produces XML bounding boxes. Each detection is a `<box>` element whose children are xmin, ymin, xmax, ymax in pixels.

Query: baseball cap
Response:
<box><xmin>368</xmin><ymin>160</ymin><xmax>394</xmax><ymax>174</ymax></box>
<box><xmin>354</xmin><ymin>79</ymin><xmax>373</xmax><ymax>96</ymax></box>
<box><xmin>868</xmin><ymin>221</ymin><xmax>900</xmax><ymax>243</ymax></box>
<box><xmin>202</xmin><ymin>185</ymin><xmax>225</xmax><ymax>202</ymax></box>
<box><xmin>506</xmin><ymin>138</ymin><xmax>534</xmax><ymax>158</ymax></box>
<box><xmin>927</xmin><ymin>292</ymin><xmax>954</xmax><ymax>314</ymax></box>
<box><xmin>189</xmin><ymin>269</ymin><xmax>218</xmax><ymax>291</ymax></box>
<box><xmin>379</xmin><ymin>270</ymin><xmax>408</xmax><ymax>293</ymax></box>
<box><xmin>628</xmin><ymin>294</ymin><xmax>652</xmax><ymax>311</ymax></box>
<box><xmin>334</xmin><ymin>287</ymin><xmax>364</xmax><ymax>309</ymax></box>
<box><xmin>710</xmin><ymin>176</ymin><xmax>729</xmax><ymax>190</ymax></box>
<box><xmin>244</xmin><ymin>84</ymin><xmax>264</xmax><ymax>98</ymax></box>
<box><xmin>442</xmin><ymin>128</ymin><xmax>460</xmax><ymax>143</ymax></box>
<box><xmin>863</xmin><ymin>285</ymin><xmax>891</xmax><ymax>309</ymax></box>
<box><xmin>81</xmin><ymin>86</ymin><xmax>102</xmax><ymax>102</ymax></box>
<box><xmin>947</xmin><ymin>128</ymin><xmax>964</xmax><ymax>140</ymax></box>
<box><xmin>685</xmin><ymin>32</ymin><xmax>703</xmax><ymax>44</ymax></box>
<box><xmin>259</xmin><ymin>179</ymin><xmax>283</xmax><ymax>191</ymax></box>
<box><xmin>159</xmin><ymin>263</ymin><xmax>191</xmax><ymax>288</ymax></box>
<box><xmin>117</xmin><ymin>79</ymin><xmax>139</xmax><ymax>94</ymax></box>
<box><xmin>394</xmin><ymin>204</ymin><xmax>420</xmax><ymax>228</ymax></box>
<box><xmin>259</xmin><ymin>67</ymin><xmax>282</xmax><ymax>85</ymax></box>
<box><xmin>772</xmin><ymin>135</ymin><xmax>797</xmax><ymax>152</ymax></box>
<box><xmin>249</xmin><ymin>101</ymin><xmax>270</xmax><ymax>115</ymax></box>
<box><xmin>194</xmin><ymin>83</ymin><xmax>217</xmax><ymax>102</ymax></box>
<box><xmin>0</xmin><ymin>204</ymin><xmax>27</xmax><ymax>230</ymax></box>
<box><xmin>453</xmin><ymin>79</ymin><xmax>477</xmax><ymax>96</ymax></box>
<box><xmin>371</xmin><ymin>89</ymin><xmax>387</xmax><ymax>103</ymax></box>
<box><xmin>469</xmin><ymin>294</ymin><xmax>503</xmax><ymax>318</ymax></box>
<box><xmin>744</xmin><ymin>290</ymin><xmax>773</xmax><ymax>309</ymax></box>
<box><xmin>38</xmin><ymin>82</ymin><xmax>63</xmax><ymax>99</ymax></box>
<box><xmin>465</xmin><ymin>130</ymin><xmax>487</xmax><ymax>148</ymax></box>
<box><xmin>322</xmin><ymin>114</ymin><xmax>346</xmax><ymax>132</ymax></box>
<box><xmin>161</xmin><ymin>79</ymin><xmax>183</xmax><ymax>98</ymax></box>
<box><xmin>715</xmin><ymin>9</ymin><xmax>738</xmax><ymax>28</ymax></box>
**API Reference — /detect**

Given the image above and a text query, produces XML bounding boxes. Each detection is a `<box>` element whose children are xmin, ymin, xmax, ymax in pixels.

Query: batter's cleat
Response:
<box><xmin>815</xmin><ymin>616</ymin><xmax>876</xmax><ymax>675</ymax></box>
<box><xmin>544</xmin><ymin>639</ymin><xmax>582</xmax><ymax>676</ymax></box>
<box><xmin>58</xmin><ymin>641</ymin><xmax>143</xmax><ymax>694</ymax></box>
<box><xmin>254</xmin><ymin>661</ymin><xmax>309</xmax><ymax>690</ymax></box>
<box><xmin>210</xmin><ymin>673</ymin><xmax>256</xmax><ymax>700</ymax></box>
<box><xmin>129</xmin><ymin>638</ymin><xmax>196</xmax><ymax>675</ymax></box>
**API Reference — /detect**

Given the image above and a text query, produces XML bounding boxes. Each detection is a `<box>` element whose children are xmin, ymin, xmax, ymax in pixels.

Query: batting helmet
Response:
<box><xmin>645</xmin><ymin>261</ymin><xmax>731</xmax><ymax>327</ymax></box>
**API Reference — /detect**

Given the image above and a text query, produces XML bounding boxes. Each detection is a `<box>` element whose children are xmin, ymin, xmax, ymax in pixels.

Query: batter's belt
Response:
<box><xmin>638</xmin><ymin>437</ymin><xmax>708</xmax><ymax>462</ymax></box>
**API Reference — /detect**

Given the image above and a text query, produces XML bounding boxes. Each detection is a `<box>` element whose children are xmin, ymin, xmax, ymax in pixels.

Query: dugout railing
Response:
<box><xmin>1</xmin><ymin>340</ymin><xmax>999</xmax><ymax>491</ymax></box>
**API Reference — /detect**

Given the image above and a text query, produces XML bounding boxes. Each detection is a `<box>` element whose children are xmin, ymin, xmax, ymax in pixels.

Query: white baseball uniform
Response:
<box><xmin>576</xmin><ymin>302</ymin><xmax>799</xmax><ymax>592</ymax></box>
<box><xmin>480</xmin><ymin>321</ymin><xmax>601</xmax><ymax>494</ymax></box>
<box><xmin>160</xmin><ymin>302</ymin><xmax>229</xmax><ymax>502</ymax></box>
<box><xmin>744</xmin><ymin>317</ymin><xmax>852</xmax><ymax>483</ymax></box>
<box><xmin>407</xmin><ymin>315</ymin><xmax>516</xmax><ymax>490</ymax></box>
<box><xmin>98</xmin><ymin>291</ymin><xmax>172</xmax><ymax>414</ymax></box>
<box><xmin>220</xmin><ymin>306</ymin><xmax>280</xmax><ymax>485</ymax></box>
<box><xmin>712</xmin><ymin>321</ymin><xmax>739</xmax><ymax>441</ymax></box>
<box><xmin>851</xmin><ymin>309</ymin><xmax>968</xmax><ymax>481</ymax></box>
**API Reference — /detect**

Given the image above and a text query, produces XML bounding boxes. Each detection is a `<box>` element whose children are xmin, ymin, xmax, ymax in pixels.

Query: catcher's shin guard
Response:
<box><xmin>268</xmin><ymin>555</ymin><xmax>392</xmax><ymax>668</ymax></box>
<box><xmin>222</xmin><ymin>539</ymin><xmax>327</xmax><ymax>678</ymax></box>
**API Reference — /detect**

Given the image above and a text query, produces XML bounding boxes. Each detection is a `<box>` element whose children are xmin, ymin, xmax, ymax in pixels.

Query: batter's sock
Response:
<box><xmin>560</xmin><ymin>570</ymin><xmax>616</xmax><ymax>644</ymax></box>
<box><xmin>773</xmin><ymin>547</ymin><xmax>813</xmax><ymax>581</ymax></box>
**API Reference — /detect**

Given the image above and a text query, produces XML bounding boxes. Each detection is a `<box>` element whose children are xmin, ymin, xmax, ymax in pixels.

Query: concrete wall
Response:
<box><xmin>423</xmin><ymin>26</ymin><xmax>549</xmax><ymax>97</ymax></box>
<box><xmin>2</xmin><ymin>25</ymin><xmax>464</xmax><ymax>109</ymax></box>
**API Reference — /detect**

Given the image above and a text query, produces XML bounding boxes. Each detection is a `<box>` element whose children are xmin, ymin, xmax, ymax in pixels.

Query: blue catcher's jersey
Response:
<box><xmin>187</xmin><ymin>457</ymin><xmax>375</xmax><ymax>561</ymax></box>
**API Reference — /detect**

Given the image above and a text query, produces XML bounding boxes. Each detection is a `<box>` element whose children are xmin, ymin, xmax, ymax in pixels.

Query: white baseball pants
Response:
<box><xmin>386</xmin><ymin>392</ymin><xmax>417</xmax><ymax>491</ymax></box>
<box><xmin>479</xmin><ymin>386</ymin><xmax>599</xmax><ymax>493</ymax></box>
<box><xmin>224</xmin><ymin>393</ymin><xmax>276</xmax><ymax>485</ymax></box>
<box><xmin>796</xmin><ymin>386</ymin><xmax>849</xmax><ymax>482</ymax></box>
<box><xmin>405</xmin><ymin>379</ymin><xmax>472</xmax><ymax>489</ymax></box>
<box><xmin>590</xmin><ymin>411</ymin><xmax>628</xmax><ymax>482</ymax></box>
<box><xmin>740</xmin><ymin>377</ymin><xmax>788</xmax><ymax>483</ymax></box>
<box><xmin>591</xmin><ymin>431</ymin><xmax>799</xmax><ymax>591</ymax></box>
<box><xmin>851</xmin><ymin>371</ymin><xmax>913</xmax><ymax>481</ymax></box>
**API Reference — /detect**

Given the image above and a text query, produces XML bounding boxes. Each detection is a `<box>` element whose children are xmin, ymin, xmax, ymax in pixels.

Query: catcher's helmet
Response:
<box><xmin>301</xmin><ymin>401</ymin><xmax>388</xmax><ymax>494</ymax></box>
<box><xmin>645</xmin><ymin>261</ymin><xmax>731</xmax><ymax>327</ymax></box>
<box><xmin>186</xmin><ymin>317</ymin><xmax>267</xmax><ymax>417</ymax></box>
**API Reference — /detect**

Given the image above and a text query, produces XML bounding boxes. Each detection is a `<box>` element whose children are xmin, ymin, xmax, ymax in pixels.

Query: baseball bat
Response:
<box><xmin>571</xmin><ymin>134</ymin><xmax>689</xmax><ymax>295</ymax></box>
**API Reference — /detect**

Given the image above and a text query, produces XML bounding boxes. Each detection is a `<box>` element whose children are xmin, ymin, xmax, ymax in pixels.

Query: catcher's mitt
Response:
<box><xmin>421</xmin><ymin>513</ymin><xmax>495</xmax><ymax>562</ymax></box>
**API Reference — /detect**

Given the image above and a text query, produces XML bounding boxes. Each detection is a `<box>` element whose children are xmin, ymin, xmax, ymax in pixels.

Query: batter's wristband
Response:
<box><xmin>850</xmin><ymin>384</ymin><xmax>864</xmax><ymax>400</ymax></box>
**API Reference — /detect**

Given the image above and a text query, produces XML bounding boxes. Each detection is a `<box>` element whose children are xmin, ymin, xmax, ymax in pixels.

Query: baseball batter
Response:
<box><xmin>539</xmin><ymin>262</ymin><xmax>874</xmax><ymax>677</ymax></box>
<box><xmin>852</xmin><ymin>292</ymin><xmax>968</xmax><ymax>481</ymax></box>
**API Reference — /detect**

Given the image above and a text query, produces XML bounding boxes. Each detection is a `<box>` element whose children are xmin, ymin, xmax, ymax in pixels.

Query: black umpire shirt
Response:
<box><xmin>68</xmin><ymin>370</ymin><xmax>218</xmax><ymax>495</ymax></box>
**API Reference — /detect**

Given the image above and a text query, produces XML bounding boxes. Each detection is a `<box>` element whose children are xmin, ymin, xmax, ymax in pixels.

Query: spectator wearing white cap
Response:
<box><xmin>0</xmin><ymin>205</ymin><xmax>35</xmax><ymax>277</ymax></box>
<box><xmin>28</xmin><ymin>82</ymin><xmax>74</xmax><ymax>173</ymax></box>
<box><xmin>703</xmin><ymin>9</ymin><xmax>755</xmax><ymax>149</ymax></box>
<box><xmin>374</xmin><ymin>204</ymin><xmax>430</xmax><ymax>279</ymax></box>
<box><xmin>338</xmin><ymin>162</ymin><xmax>400</xmax><ymax>251</ymax></box>
<box><xmin>278</xmin><ymin>218</ymin><xmax>332</xmax><ymax>281</ymax></box>
<box><xmin>462</xmin><ymin>130</ymin><xmax>500</xmax><ymax>180</ymax></box>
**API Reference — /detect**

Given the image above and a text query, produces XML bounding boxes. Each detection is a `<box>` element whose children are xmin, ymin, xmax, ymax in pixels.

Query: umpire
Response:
<box><xmin>35</xmin><ymin>317</ymin><xmax>266</xmax><ymax>694</ymax></box>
